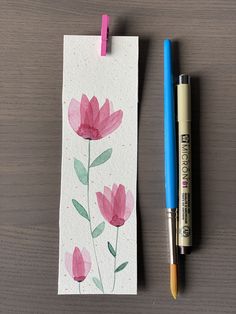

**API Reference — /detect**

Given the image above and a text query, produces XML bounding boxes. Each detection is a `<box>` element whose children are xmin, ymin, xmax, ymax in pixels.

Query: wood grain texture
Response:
<box><xmin>0</xmin><ymin>0</ymin><xmax>236</xmax><ymax>313</ymax></box>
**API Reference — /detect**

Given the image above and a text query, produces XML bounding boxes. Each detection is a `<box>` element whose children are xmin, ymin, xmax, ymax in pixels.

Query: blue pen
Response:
<box><xmin>164</xmin><ymin>39</ymin><xmax>178</xmax><ymax>299</ymax></box>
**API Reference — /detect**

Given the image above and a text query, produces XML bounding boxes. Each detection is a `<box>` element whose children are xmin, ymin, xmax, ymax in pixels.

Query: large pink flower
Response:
<box><xmin>65</xmin><ymin>247</ymin><xmax>91</xmax><ymax>282</ymax></box>
<box><xmin>68</xmin><ymin>94</ymin><xmax>123</xmax><ymax>140</ymax></box>
<box><xmin>96</xmin><ymin>184</ymin><xmax>134</xmax><ymax>227</ymax></box>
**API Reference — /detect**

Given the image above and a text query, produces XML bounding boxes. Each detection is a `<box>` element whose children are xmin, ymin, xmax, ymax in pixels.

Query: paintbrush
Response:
<box><xmin>164</xmin><ymin>39</ymin><xmax>178</xmax><ymax>299</ymax></box>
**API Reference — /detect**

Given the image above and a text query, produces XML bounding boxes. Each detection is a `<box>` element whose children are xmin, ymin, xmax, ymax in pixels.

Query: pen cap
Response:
<box><xmin>177</xmin><ymin>74</ymin><xmax>191</xmax><ymax>122</ymax></box>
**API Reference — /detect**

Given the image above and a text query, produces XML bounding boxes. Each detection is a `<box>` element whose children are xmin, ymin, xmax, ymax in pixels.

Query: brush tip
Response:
<box><xmin>170</xmin><ymin>264</ymin><xmax>178</xmax><ymax>299</ymax></box>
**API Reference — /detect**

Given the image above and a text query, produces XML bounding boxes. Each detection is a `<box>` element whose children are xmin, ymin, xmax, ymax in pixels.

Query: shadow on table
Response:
<box><xmin>191</xmin><ymin>76</ymin><xmax>202</xmax><ymax>252</ymax></box>
<box><xmin>137</xmin><ymin>34</ymin><xmax>151</xmax><ymax>289</ymax></box>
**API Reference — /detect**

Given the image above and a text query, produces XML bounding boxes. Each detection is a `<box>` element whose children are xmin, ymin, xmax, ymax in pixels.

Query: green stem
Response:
<box><xmin>87</xmin><ymin>140</ymin><xmax>104</xmax><ymax>293</ymax></box>
<box><xmin>78</xmin><ymin>282</ymin><xmax>81</xmax><ymax>294</ymax></box>
<box><xmin>112</xmin><ymin>227</ymin><xmax>119</xmax><ymax>292</ymax></box>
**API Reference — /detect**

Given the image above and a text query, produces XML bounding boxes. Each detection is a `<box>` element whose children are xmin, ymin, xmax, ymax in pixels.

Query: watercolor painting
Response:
<box><xmin>65</xmin><ymin>247</ymin><xmax>91</xmax><ymax>293</ymax></box>
<box><xmin>59</xmin><ymin>35</ymin><xmax>138</xmax><ymax>295</ymax></box>
<box><xmin>96</xmin><ymin>184</ymin><xmax>134</xmax><ymax>291</ymax></box>
<box><xmin>68</xmin><ymin>94</ymin><xmax>123</xmax><ymax>140</ymax></box>
<box><xmin>67</xmin><ymin>94</ymin><xmax>135</xmax><ymax>293</ymax></box>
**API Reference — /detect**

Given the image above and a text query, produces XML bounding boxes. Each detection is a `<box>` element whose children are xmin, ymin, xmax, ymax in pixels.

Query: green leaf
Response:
<box><xmin>92</xmin><ymin>222</ymin><xmax>105</xmax><ymax>238</ymax></box>
<box><xmin>72</xmin><ymin>199</ymin><xmax>90</xmax><ymax>222</ymax></box>
<box><xmin>92</xmin><ymin>277</ymin><xmax>104</xmax><ymax>292</ymax></box>
<box><xmin>74</xmin><ymin>158</ymin><xmax>88</xmax><ymax>185</ymax></box>
<box><xmin>90</xmin><ymin>148</ymin><xmax>112</xmax><ymax>167</ymax></box>
<box><xmin>115</xmin><ymin>261</ymin><xmax>128</xmax><ymax>273</ymax></box>
<box><xmin>107</xmin><ymin>242</ymin><xmax>116</xmax><ymax>257</ymax></box>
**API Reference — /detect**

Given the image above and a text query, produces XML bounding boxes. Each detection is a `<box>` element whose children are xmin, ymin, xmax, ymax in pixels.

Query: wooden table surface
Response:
<box><xmin>0</xmin><ymin>1</ymin><xmax>236</xmax><ymax>313</ymax></box>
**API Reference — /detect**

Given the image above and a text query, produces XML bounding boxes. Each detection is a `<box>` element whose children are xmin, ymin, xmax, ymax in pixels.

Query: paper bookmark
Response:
<box><xmin>58</xmin><ymin>35</ymin><xmax>138</xmax><ymax>294</ymax></box>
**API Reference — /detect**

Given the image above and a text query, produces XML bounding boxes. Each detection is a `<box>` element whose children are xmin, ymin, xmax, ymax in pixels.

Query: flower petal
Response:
<box><xmin>90</xmin><ymin>96</ymin><xmax>100</xmax><ymax>123</ymax></box>
<box><xmin>104</xmin><ymin>186</ymin><xmax>112</xmax><ymax>204</ymax></box>
<box><xmin>113</xmin><ymin>184</ymin><xmax>126</xmax><ymax>218</ymax></box>
<box><xmin>112</xmin><ymin>184</ymin><xmax>118</xmax><ymax>195</ymax></box>
<box><xmin>99</xmin><ymin>110</ymin><xmax>123</xmax><ymax>138</ymax></box>
<box><xmin>96</xmin><ymin>192</ymin><xmax>113</xmax><ymax>222</ymax></box>
<box><xmin>94</xmin><ymin>99</ymin><xmax>110</xmax><ymax>128</ymax></box>
<box><xmin>111</xmin><ymin>184</ymin><xmax>118</xmax><ymax>207</ymax></box>
<box><xmin>80</xmin><ymin>94</ymin><xmax>90</xmax><ymax>125</ymax></box>
<box><xmin>68</xmin><ymin>98</ymin><xmax>81</xmax><ymax>133</ymax></box>
<box><xmin>124</xmin><ymin>190</ymin><xmax>134</xmax><ymax>220</ymax></box>
<box><xmin>81</xmin><ymin>248</ymin><xmax>92</xmax><ymax>277</ymax></box>
<box><xmin>65</xmin><ymin>252</ymin><xmax>73</xmax><ymax>277</ymax></box>
<box><xmin>83</xmin><ymin>102</ymin><xmax>94</xmax><ymax>128</ymax></box>
<box><xmin>72</xmin><ymin>247</ymin><xmax>85</xmax><ymax>279</ymax></box>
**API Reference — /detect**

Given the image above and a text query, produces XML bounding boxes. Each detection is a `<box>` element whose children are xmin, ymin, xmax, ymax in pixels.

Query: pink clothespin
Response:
<box><xmin>101</xmin><ymin>14</ymin><xmax>109</xmax><ymax>56</ymax></box>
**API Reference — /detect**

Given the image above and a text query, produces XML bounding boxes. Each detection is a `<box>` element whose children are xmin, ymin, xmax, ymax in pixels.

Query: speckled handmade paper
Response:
<box><xmin>58</xmin><ymin>36</ymin><xmax>138</xmax><ymax>295</ymax></box>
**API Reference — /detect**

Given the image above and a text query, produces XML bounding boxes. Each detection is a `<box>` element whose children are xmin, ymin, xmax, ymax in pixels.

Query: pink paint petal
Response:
<box><xmin>94</xmin><ymin>99</ymin><xmax>110</xmax><ymax>128</ymax></box>
<box><xmin>96</xmin><ymin>192</ymin><xmax>104</xmax><ymax>213</ymax></box>
<box><xmin>81</xmin><ymin>248</ymin><xmax>92</xmax><ymax>277</ymax></box>
<box><xmin>111</xmin><ymin>184</ymin><xmax>118</xmax><ymax>207</ymax></box>
<box><xmin>90</xmin><ymin>96</ymin><xmax>100</xmax><ymax>123</ymax></box>
<box><xmin>68</xmin><ymin>98</ymin><xmax>81</xmax><ymax>133</ymax></box>
<box><xmin>124</xmin><ymin>190</ymin><xmax>134</xmax><ymax>220</ymax></box>
<box><xmin>65</xmin><ymin>252</ymin><xmax>73</xmax><ymax>278</ymax></box>
<box><xmin>113</xmin><ymin>184</ymin><xmax>126</xmax><ymax>218</ymax></box>
<box><xmin>102</xmin><ymin>194</ymin><xmax>113</xmax><ymax>221</ymax></box>
<box><xmin>86</xmin><ymin>100</ymin><xmax>94</xmax><ymax>127</ymax></box>
<box><xmin>80</xmin><ymin>94</ymin><xmax>90</xmax><ymax>124</ymax></box>
<box><xmin>99</xmin><ymin>110</ymin><xmax>123</xmax><ymax>137</ymax></box>
<box><xmin>104</xmin><ymin>186</ymin><xmax>112</xmax><ymax>203</ymax></box>
<box><xmin>112</xmin><ymin>184</ymin><xmax>118</xmax><ymax>195</ymax></box>
<box><xmin>100</xmin><ymin>99</ymin><xmax>110</xmax><ymax>119</ymax></box>
<box><xmin>72</xmin><ymin>247</ymin><xmax>85</xmax><ymax>280</ymax></box>
<box><xmin>81</xmin><ymin>248</ymin><xmax>91</xmax><ymax>264</ymax></box>
<box><xmin>96</xmin><ymin>192</ymin><xmax>113</xmax><ymax>222</ymax></box>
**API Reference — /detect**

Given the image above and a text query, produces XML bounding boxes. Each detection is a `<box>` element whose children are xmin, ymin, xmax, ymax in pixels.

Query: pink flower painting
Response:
<box><xmin>96</xmin><ymin>184</ymin><xmax>134</xmax><ymax>227</ymax></box>
<box><xmin>68</xmin><ymin>94</ymin><xmax>123</xmax><ymax>140</ymax></box>
<box><xmin>68</xmin><ymin>94</ymin><xmax>131</xmax><ymax>293</ymax></box>
<box><xmin>96</xmin><ymin>184</ymin><xmax>134</xmax><ymax>291</ymax></box>
<box><xmin>65</xmin><ymin>247</ymin><xmax>91</xmax><ymax>293</ymax></box>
